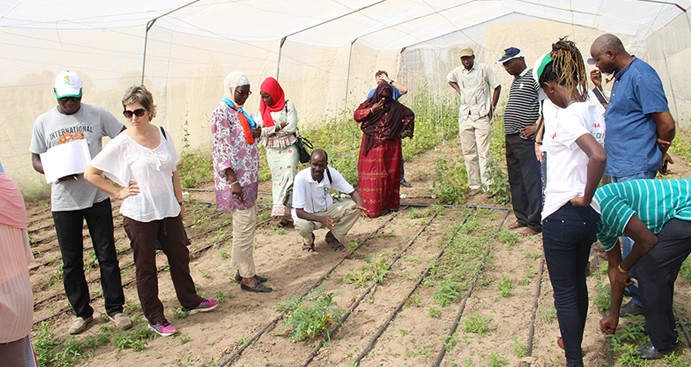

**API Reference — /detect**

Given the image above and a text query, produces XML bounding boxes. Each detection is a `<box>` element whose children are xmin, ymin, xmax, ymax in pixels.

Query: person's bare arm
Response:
<box><xmin>295</xmin><ymin>207</ymin><xmax>335</xmax><ymax>230</ymax></box>
<box><xmin>651</xmin><ymin>111</ymin><xmax>675</xmax><ymax>173</ymax></box>
<box><xmin>31</xmin><ymin>153</ymin><xmax>44</xmax><ymax>174</ymax></box>
<box><xmin>489</xmin><ymin>85</ymin><xmax>501</xmax><ymax>119</ymax></box>
<box><xmin>83</xmin><ymin>165</ymin><xmax>138</xmax><ymax>199</ymax></box>
<box><xmin>570</xmin><ymin>134</ymin><xmax>606</xmax><ymax>207</ymax></box>
<box><xmin>448</xmin><ymin>81</ymin><xmax>461</xmax><ymax>95</ymax></box>
<box><xmin>601</xmin><ymin>215</ymin><xmax>658</xmax><ymax>334</ymax></box>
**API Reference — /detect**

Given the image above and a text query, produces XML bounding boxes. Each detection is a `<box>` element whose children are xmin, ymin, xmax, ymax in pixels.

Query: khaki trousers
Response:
<box><xmin>294</xmin><ymin>199</ymin><xmax>359</xmax><ymax>245</ymax></box>
<box><xmin>459</xmin><ymin>115</ymin><xmax>491</xmax><ymax>190</ymax></box>
<box><xmin>231</xmin><ymin>205</ymin><xmax>257</xmax><ymax>278</ymax></box>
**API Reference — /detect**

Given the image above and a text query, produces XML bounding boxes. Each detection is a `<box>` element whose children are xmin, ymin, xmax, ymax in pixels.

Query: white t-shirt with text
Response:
<box><xmin>30</xmin><ymin>104</ymin><xmax>124</xmax><ymax>211</ymax></box>
<box><xmin>541</xmin><ymin>94</ymin><xmax>605</xmax><ymax>220</ymax></box>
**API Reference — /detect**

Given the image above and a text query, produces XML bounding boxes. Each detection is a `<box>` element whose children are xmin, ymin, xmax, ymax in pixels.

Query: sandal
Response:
<box><xmin>325</xmin><ymin>231</ymin><xmax>346</xmax><ymax>252</ymax></box>
<box><xmin>240</xmin><ymin>281</ymin><xmax>273</xmax><ymax>293</ymax></box>
<box><xmin>234</xmin><ymin>271</ymin><xmax>267</xmax><ymax>284</ymax></box>
<box><xmin>303</xmin><ymin>233</ymin><xmax>315</xmax><ymax>252</ymax></box>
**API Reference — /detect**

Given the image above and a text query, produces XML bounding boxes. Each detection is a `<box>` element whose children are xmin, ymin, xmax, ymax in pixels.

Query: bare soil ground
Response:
<box><xmin>26</xmin><ymin>140</ymin><xmax>691</xmax><ymax>367</ymax></box>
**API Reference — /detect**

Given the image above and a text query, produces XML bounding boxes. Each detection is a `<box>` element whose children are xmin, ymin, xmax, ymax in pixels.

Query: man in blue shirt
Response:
<box><xmin>590</xmin><ymin>33</ymin><xmax>676</xmax><ymax>316</ymax></box>
<box><xmin>596</xmin><ymin>178</ymin><xmax>691</xmax><ymax>360</ymax></box>
<box><xmin>366</xmin><ymin>70</ymin><xmax>411</xmax><ymax>188</ymax></box>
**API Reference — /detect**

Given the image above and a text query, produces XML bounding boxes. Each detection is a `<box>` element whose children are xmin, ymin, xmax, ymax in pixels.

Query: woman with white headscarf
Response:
<box><xmin>211</xmin><ymin>72</ymin><xmax>272</xmax><ymax>293</ymax></box>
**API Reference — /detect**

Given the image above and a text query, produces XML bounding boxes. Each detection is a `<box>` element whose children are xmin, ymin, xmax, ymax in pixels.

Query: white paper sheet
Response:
<box><xmin>40</xmin><ymin>139</ymin><xmax>91</xmax><ymax>183</ymax></box>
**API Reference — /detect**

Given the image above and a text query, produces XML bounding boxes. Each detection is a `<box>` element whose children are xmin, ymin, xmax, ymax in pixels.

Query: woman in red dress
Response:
<box><xmin>354</xmin><ymin>83</ymin><xmax>414</xmax><ymax>218</ymax></box>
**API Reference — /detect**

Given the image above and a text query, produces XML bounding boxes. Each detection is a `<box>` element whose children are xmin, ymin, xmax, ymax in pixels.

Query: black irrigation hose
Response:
<box><xmin>401</xmin><ymin>202</ymin><xmax>510</xmax><ymax>211</ymax></box>
<box><xmin>590</xmin><ymin>248</ymin><xmax>616</xmax><ymax>367</ymax></box>
<box><xmin>300</xmin><ymin>211</ymin><xmax>442</xmax><ymax>367</ymax></box>
<box><xmin>349</xmin><ymin>211</ymin><xmax>472</xmax><ymax>367</ymax></box>
<box><xmin>525</xmin><ymin>257</ymin><xmax>546</xmax><ymax>358</ymax></box>
<box><xmin>218</xmin><ymin>211</ymin><xmax>403</xmax><ymax>367</ymax></box>
<box><xmin>32</xmin><ymin>216</ymin><xmax>272</xmax><ymax>325</ymax></box>
<box><xmin>673</xmin><ymin>303</ymin><xmax>691</xmax><ymax>348</ymax></box>
<box><xmin>432</xmin><ymin>210</ymin><xmax>510</xmax><ymax>367</ymax></box>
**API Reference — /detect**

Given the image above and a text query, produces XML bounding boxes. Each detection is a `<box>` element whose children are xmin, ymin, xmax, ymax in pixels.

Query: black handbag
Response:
<box><xmin>295</xmin><ymin>128</ymin><xmax>313</xmax><ymax>164</ymax></box>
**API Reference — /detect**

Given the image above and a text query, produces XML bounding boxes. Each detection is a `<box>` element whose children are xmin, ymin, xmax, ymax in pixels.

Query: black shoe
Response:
<box><xmin>400</xmin><ymin>179</ymin><xmax>412</xmax><ymax>188</ymax></box>
<box><xmin>638</xmin><ymin>340</ymin><xmax>681</xmax><ymax>360</ymax></box>
<box><xmin>619</xmin><ymin>299</ymin><xmax>644</xmax><ymax>317</ymax></box>
<box><xmin>234</xmin><ymin>271</ymin><xmax>267</xmax><ymax>284</ymax></box>
<box><xmin>240</xmin><ymin>281</ymin><xmax>273</xmax><ymax>293</ymax></box>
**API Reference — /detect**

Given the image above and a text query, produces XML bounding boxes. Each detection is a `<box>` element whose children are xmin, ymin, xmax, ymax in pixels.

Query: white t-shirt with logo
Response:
<box><xmin>541</xmin><ymin>93</ymin><xmax>605</xmax><ymax>220</ymax></box>
<box><xmin>291</xmin><ymin>167</ymin><xmax>354</xmax><ymax>220</ymax></box>
<box><xmin>89</xmin><ymin>127</ymin><xmax>181</xmax><ymax>222</ymax></box>
<box><xmin>30</xmin><ymin>104</ymin><xmax>124</xmax><ymax>211</ymax></box>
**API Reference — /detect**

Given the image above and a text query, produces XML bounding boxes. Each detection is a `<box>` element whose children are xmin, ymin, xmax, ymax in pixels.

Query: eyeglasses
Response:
<box><xmin>59</xmin><ymin>97</ymin><xmax>80</xmax><ymax>103</ymax></box>
<box><xmin>123</xmin><ymin>108</ymin><xmax>146</xmax><ymax>118</ymax></box>
<box><xmin>235</xmin><ymin>90</ymin><xmax>252</xmax><ymax>97</ymax></box>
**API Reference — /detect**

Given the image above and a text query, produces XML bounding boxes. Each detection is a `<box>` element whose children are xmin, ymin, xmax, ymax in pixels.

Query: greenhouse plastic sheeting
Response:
<box><xmin>1</xmin><ymin>0</ymin><xmax>689</xmax><ymax>197</ymax></box>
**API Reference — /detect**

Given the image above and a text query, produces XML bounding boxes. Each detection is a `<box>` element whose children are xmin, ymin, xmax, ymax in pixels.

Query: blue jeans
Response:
<box><xmin>543</xmin><ymin>202</ymin><xmax>599</xmax><ymax>364</ymax></box>
<box><xmin>611</xmin><ymin>170</ymin><xmax>657</xmax><ymax>306</ymax></box>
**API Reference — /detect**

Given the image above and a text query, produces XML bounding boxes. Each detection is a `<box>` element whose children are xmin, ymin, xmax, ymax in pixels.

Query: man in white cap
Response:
<box><xmin>29</xmin><ymin>70</ymin><xmax>131</xmax><ymax>334</ymax></box>
<box><xmin>447</xmin><ymin>47</ymin><xmax>501</xmax><ymax>193</ymax></box>
<box><xmin>497</xmin><ymin>47</ymin><xmax>542</xmax><ymax>235</ymax></box>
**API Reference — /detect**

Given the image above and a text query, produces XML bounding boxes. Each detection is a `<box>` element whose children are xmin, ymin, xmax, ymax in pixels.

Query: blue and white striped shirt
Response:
<box><xmin>595</xmin><ymin>178</ymin><xmax>691</xmax><ymax>251</ymax></box>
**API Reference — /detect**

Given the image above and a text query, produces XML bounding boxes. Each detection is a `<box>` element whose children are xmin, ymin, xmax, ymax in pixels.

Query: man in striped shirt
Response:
<box><xmin>498</xmin><ymin>47</ymin><xmax>542</xmax><ymax>235</ymax></box>
<box><xmin>596</xmin><ymin>178</ymin><xmax>691</xmax><ymax>359</ymax></box>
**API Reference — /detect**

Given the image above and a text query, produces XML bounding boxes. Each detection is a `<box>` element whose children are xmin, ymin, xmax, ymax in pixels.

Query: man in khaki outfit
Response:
<box><xmin>447</xmin><ymin>47</ymin><xmax>501</xmax><ymax>192</ymax></box>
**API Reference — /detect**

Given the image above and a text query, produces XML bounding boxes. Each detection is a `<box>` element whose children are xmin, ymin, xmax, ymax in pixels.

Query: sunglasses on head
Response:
<box><xmin>123</xmin><ymin>108</ymin><xmax>146</xmax><ymax>118</ymax></box>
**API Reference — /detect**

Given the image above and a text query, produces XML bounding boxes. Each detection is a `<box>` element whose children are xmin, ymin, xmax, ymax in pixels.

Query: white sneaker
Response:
<box><xmin>108</xmin><ymin>312</ymin><xmax>133</xmax><ymax>330</ymax></box>
<box><xmin>68</xmin><ymin>316</ymin><xmax>94</xmax><ymax>334</ymax></box>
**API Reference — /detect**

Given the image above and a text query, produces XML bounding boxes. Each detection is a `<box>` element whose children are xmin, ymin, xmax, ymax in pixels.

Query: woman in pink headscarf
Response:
<box><xmin>256</xmin><ymin>77</ymin><xmax>300</xmax><ymax>227</ymax></box>
<box><xmin>0</xmin><ymin>163</ymin><xmax>35</xmax><ymax>366</ymax></box>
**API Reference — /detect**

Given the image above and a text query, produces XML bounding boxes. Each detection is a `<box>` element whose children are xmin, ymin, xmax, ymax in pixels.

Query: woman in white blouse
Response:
<box><xmin>84</xmin><ymin>85</ymin><xmax>218</xmax><ymax>337</ymax></box>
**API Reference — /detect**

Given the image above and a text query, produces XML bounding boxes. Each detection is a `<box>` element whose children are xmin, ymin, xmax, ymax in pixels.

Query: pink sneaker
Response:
<box><xmin>148</xmin><ymin>319</ymin><xmax>176</xmax><ymax>336</ymax></box>
<box><xmin>188</xmin><ymin>299</ymin><xmax>219</xmax><ymax>315</ymax></box>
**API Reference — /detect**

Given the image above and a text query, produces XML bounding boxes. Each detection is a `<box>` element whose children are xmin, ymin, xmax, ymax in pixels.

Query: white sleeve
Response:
<box><xmin>292</xmin><ymin>173</ymin><xmax>307</xmax><ymax>209</ymax></box>
<box><xmin>555</xmin><ymin>107</ymin><xmax>590</xmax><ymax>148</ymax></box>
<box><xmin>89</xmin><ymin>137</ymin><xmax>130</xmax><ymax>186</ymax></box>
<box><xmin>329</xmin><ymin>169</ymin><xmax>354</xmax><ymax>194</ymax></box>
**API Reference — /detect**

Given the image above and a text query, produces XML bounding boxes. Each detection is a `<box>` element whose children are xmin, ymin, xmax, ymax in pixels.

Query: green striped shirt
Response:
<box><xmin>595</xmin><ymin>178</ymin><xmax>691</xmax><ymax>251</ymax></box>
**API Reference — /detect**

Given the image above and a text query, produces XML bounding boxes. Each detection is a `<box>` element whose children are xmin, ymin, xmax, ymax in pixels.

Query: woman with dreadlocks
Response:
<box><xmin>534</xmin><ymin>37</ymin><xmax>607</xmax><ymax>367</ymax></box>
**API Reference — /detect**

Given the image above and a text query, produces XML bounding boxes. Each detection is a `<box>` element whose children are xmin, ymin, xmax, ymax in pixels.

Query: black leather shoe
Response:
<box><xmin>400</xmin><ymin>179</ymin><xmax>412</xmax><ymax>188</ymax></box>
<box><xmin>240</xmin><ymin>281</ymin><xmax>273</xmax><ymax>293</ymax></box>
<box><xmin>619</xmin><ymin>299</ymin><xmax>644</xmax><ymax>317</ymax></box>
<box><xmin>638</xmin><ymin>340</ymin><xmax>680</xmax><ymax>360</ymax></box>
<box><xmin>234</xmin><ymin>271</ymin><xmax>267</xmax><ymax>284</ymax></box>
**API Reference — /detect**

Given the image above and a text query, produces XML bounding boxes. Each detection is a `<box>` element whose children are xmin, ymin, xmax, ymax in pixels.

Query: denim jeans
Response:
<box><xmin>543</xmin><ymin>202</ymin><xmax>599</xmax><ymax>364</ymax></box>
<box><xmin>611</xmin><ymin>170</ymin><xmax>657</xmax><ymax>305</ymax></box>
<box><xmin>52</xmin><ymin>199</ymin><xmax>125</xmax><ymax>318</ymax></box>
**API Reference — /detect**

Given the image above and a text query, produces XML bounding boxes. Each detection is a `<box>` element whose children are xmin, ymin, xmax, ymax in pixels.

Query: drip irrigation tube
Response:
<box><xmin>525</xmin><ymin>258</ymin><xmax>546</xmax><ymax>357</ymax></box>
<box><xmin>673</xmin><ymin>304</ymin><xmax>691</xmax><ymax>348</ymax></box>
<box><xmin>349</xmin><ymin>211</ymin><xmax>472</xmax><ymax>366</ymax></box>
<box><xmin>300</xmin><ymin>211</ymin><xmax>442</xmax><ymax>367</ymax></box>
<box><xmin>433</xmin><ymin>210</ymin><xmax>510</xmax><ymax>367</ymax></box>
<box><xmin>218</xmin><ymin>211</ymin><xmax>403</xmax><ymax>367</ymax></box>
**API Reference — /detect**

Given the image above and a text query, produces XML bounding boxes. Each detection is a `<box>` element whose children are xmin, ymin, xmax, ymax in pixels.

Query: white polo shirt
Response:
<box><xmin>291</xmin><ymin>167</ymin><xmax>354</xmax><ymax>218</ymax></box>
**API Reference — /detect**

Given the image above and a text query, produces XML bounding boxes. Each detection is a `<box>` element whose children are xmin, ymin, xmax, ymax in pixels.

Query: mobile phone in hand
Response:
<box><xmin>661</xmin><ymin>160</ymin><xmax>669</xmax><ymax>174</ymax></box>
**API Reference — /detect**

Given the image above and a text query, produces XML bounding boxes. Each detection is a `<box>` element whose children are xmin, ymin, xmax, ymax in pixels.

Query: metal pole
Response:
<box><xmin>140</xmin><ymin>0</ymin><xmax>202</xmax><ymax>85</ymax></box>
<box><xmin>344</xmin><ymin>38</ymin><xmax>358</xmax><ymax>109</ymax></box>
<box><xmin>275</xmin><ymin>0</ymin><xmax>385</xmax><ymax>81</ymax></box>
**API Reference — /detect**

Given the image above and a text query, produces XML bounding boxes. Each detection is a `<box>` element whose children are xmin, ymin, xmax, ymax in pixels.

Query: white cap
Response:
<box><xmin>54</xmin><ymin>70</ymin><xmax>83</xmax><ymax>98</ymax></box>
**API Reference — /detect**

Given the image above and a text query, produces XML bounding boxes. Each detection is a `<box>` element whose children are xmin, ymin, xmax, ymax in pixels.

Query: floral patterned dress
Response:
<box><xmin>211</xmin><ymin>102</ymin><xmax>259</xmax><ymax>211</ymax></box>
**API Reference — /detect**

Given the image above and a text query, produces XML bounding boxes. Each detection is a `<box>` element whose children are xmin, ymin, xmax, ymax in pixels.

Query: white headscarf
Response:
<box><xmin>223</xmin><ymin>71</ymin><xmax>250</xmax><ymax>106</ymax></box>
